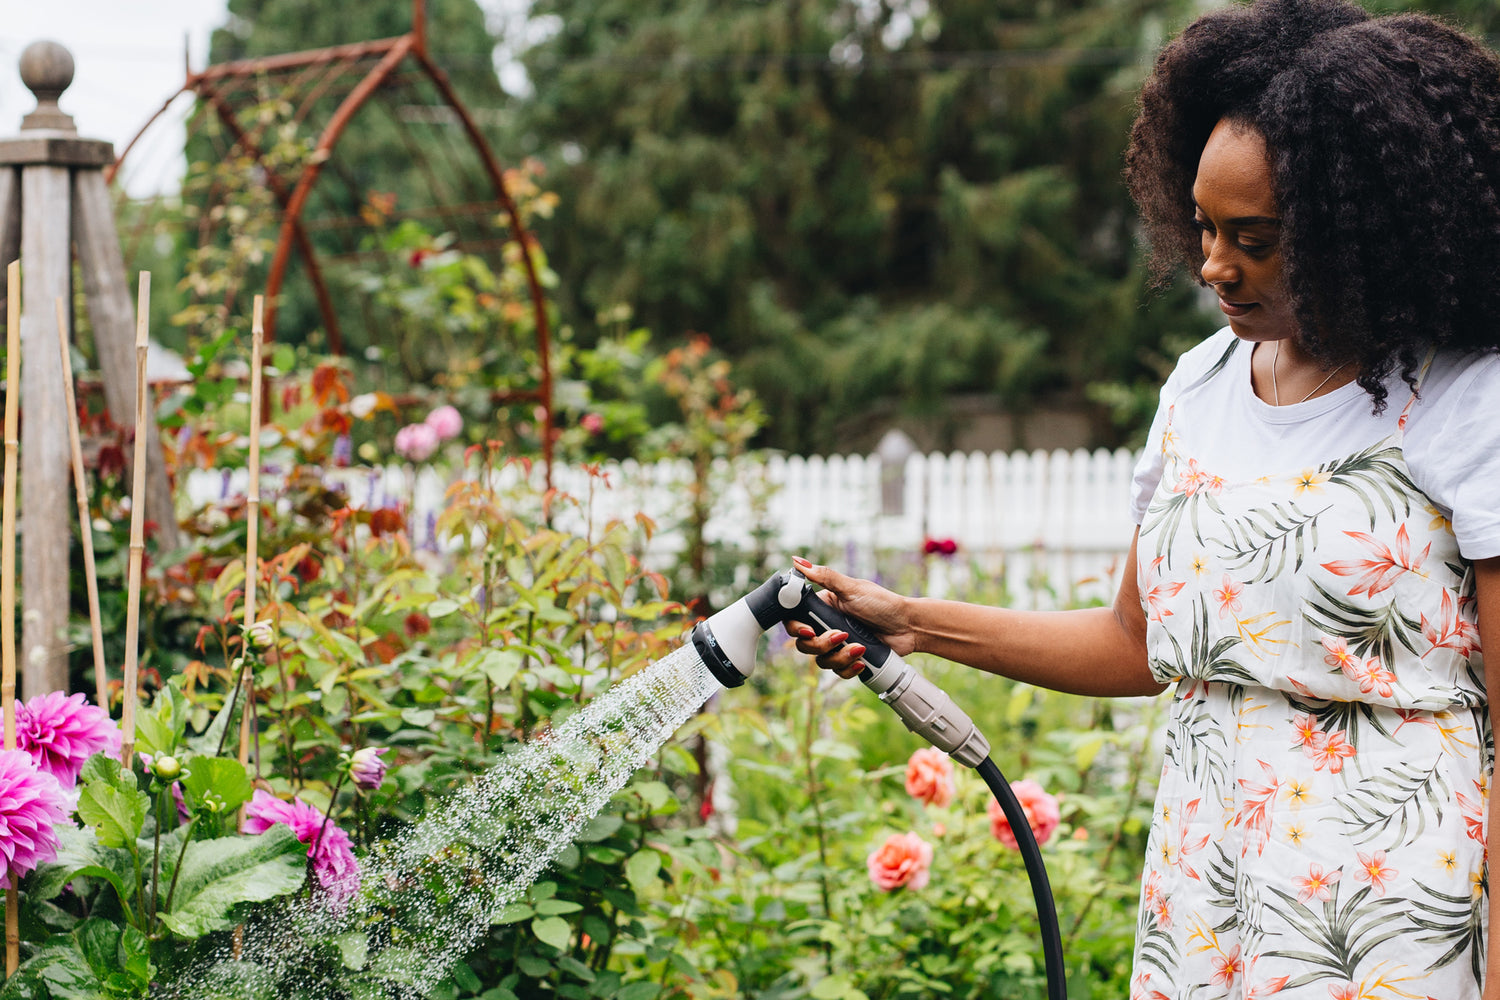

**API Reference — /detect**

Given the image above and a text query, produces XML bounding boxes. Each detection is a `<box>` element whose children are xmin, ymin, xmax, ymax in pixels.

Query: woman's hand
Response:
<box><xmin>788</xmin><ymin>557</ymin><xmax>917</xmax><ymax>679</ymax></box>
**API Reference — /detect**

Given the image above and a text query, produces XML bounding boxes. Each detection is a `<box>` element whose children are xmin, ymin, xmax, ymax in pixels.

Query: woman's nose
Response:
<box><xmin>1200</xmin><ymin>237</ymin><xmax>1236</xmax><ymax>288</ymax></box>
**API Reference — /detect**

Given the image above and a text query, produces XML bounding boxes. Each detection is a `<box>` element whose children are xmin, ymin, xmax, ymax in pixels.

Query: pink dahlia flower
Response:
<box><xmin>394</xmin><ymin>422</ymin><xmax>440</xmax><ymax>462</ymax></box>
<box><xmin>242</xmin><ymin>789</ymin><xmax>360</xmax><ymax>902</ymax></box>
<box><xmin>867</xmin><ymin>831</ymin><xmax>932</xmax><ymax>891</ymax></box>
<box><xmin>904</xmin><ymin>747</ymin><xmax>955</xmax><ymax>808</ymax></box>
<box><xmin>988</xmin><ymin>779</ymin><xmax>1060</xmax><ymax>849</ymax></box>
<box><xmin>0</xmin><ymin>749</ymin><xmax>69</xmax><ymax>886</ymax></box>
<box><xmin>424</xmin><ymin>405</ymin><xmax>464</xmax><ymax>441</ymax></box>
<box><xmin>348</xmin><ymin>747</ymin><xmax>389</xmax><ymax>792</ymax></box>
<box><xmin>17</xmin><ymin>691</ymin><xmax>122</xmax><ymax>789</ymax></box>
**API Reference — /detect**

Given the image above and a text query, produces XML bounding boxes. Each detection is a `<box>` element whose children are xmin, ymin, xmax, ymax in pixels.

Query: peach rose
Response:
<box><xmin>867</xmin><ymin>832</ymin><xmax>933</xmax><ymax>891</ymax></box>
<box><xmin>988</xmin><ymin>779</ymin><xmax>1060</xmax><ymax>849</ymax></box>
<box><xmin>904</xmin><ymin>747</ymin><xmax>956</xmax><ymax>808</ymax></box>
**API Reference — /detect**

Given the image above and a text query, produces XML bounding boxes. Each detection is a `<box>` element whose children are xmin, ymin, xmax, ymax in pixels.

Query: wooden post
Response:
<box><xmin>55</xmin><ymin>299</ymin><xmax>108</xmax><ymax>709</ymax></box>
<box><xmin>119</xmin><ymin>273</ymin><xmax>149</xmax><ymax>767</ymax></box>
<box><xmin>238</xmin><ymin>297</ymin><xmax>264</xmax><ymax>770</ymax></box>
<box><xmin>18</xmin><ymin>152</ymin><xmax>70</xmax><ymax>698</ymax></box>
<box><xmin>3</xmin><ymin>261</ymin><xmax>20</xmax><ymax>974</ymax></box>
<box><xmin>0</xmin><ymin>41</ymin><xmax>182</xmax><ymax>696</ymax></box>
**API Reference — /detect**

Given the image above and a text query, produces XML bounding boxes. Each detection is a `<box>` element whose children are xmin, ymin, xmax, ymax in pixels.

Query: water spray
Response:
<box><xmin>692</xmin><ymin>568</ymin><xmax>1069</xmax><ymax>1000</ymax></box>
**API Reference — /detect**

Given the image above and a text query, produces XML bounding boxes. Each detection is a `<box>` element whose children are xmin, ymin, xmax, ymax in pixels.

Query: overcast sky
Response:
<box><xmin>0</xmin><ymin>0</ymin><xmax>227</xmax><ymax>195</ymax></box>
<box><xmin>0</xmin><ymin>0</ymin><xmax>532</xmax><ymax>197</ymax></box>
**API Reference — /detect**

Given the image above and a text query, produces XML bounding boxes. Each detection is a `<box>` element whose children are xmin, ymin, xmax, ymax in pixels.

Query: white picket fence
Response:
<box><xmin>186</xmin><ymin>447</ymin><xmax>1141</xmax><ymax>609</ymax></box>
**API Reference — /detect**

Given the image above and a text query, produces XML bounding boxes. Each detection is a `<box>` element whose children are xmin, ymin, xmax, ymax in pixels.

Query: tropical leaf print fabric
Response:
<box><xmin>1132</xmin><ymin>354</ymin><xmax>1490</xmax><ymax>1000</ymax></box>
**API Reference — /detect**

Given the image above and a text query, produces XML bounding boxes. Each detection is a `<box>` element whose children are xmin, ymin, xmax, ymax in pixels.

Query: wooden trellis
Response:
<box><xmin>112</xmin><ymin>0</ymin><xmax>555</xmax><ymax>476</ymax></box>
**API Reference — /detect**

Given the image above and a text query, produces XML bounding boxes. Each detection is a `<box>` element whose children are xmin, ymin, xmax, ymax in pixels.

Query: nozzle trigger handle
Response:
<box><xmin>783</xmin><ymin>577</ymin><xmax>893</xmax><ymax>674</ymax></box>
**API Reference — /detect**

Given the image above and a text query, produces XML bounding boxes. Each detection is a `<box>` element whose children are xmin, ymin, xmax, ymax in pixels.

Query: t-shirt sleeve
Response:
<box><xmin>1128</xmin><ymin>394</ymin><xmax>1172</xmax><ymax>526</ymax></box>
<box><xmin>1418</xmin><ymin>354</ymin><xmax>1500</xmax><ymax>560</ymax></box>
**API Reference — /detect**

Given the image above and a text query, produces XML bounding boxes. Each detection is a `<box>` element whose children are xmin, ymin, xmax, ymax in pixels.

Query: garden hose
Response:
<box><xmin>690</xmin><ymin>569</ymin><xmax>1069</xmax><ymax>1000</ymax></box>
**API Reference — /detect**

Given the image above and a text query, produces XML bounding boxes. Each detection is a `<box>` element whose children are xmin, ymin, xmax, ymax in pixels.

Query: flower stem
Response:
<box><xmin>310</xmin><ymin>769</ymin><xmax>348</xmax><ymax>888</ymax></box>
<box><xmin>149</xmin><ymin>788</ymin><xmax>165</xmax><ymax>929</ymax></box>
<box><xmin>162</xmin><ymin>816</ymin><xmax>199</xmax><ymax>918</ymax></box>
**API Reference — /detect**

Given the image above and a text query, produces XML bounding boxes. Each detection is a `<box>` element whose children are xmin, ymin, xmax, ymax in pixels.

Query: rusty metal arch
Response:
<box><xmin>109</xmin><ymin>0</ymin><xmax>554</xmax><ymax>478</ymax></box>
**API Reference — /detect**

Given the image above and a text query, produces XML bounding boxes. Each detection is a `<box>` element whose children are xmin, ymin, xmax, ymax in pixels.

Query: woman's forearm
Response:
<box><xmin>906</xmin><ymin>598</ymin><xmax>1164</xmax><ymax>698</ymax></box>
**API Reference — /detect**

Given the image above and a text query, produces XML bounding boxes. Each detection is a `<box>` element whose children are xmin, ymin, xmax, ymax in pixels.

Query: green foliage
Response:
<box><xmin>513</xmin><ymin>0</ymin><xmax>1214</xmax><ymax>451</ymax></box>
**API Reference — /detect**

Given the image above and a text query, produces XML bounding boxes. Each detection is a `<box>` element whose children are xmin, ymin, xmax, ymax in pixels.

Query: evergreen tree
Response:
<box><xmin>515</xmin><ymin>0</ymin><xmax>1209</xmax><ymax>451</ymax></box>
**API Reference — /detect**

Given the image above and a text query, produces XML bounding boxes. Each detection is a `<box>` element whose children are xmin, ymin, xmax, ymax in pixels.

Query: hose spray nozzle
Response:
<box><xmin>691</xmin><ymin>569</ymin><xmax>991</xmax><ymax>768</ymax></box>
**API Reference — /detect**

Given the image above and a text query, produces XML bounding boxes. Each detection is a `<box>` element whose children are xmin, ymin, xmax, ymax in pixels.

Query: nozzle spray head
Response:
<box><xmin>690</xmin><ymin>570</ymin><xmax>805</xmax><ymax>688</ymax></box>
<box><xmin>691</xmin><ymin>568</ymin><xmax>991</xmax><ymax>768</ymax></box>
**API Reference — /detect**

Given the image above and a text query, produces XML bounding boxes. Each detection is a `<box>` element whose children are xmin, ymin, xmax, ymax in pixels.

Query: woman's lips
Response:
<box><xmin>1218</xmin><ymin>298</ymin><xmax>1257</xmax><ymax>318</ymax></box>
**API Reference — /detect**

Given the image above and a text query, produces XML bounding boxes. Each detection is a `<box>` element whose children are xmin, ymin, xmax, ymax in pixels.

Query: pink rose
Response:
<box><xmin>904</xmin><ymin>747</ymin><xmax>955</xmax><ymax>808</ymax></box>
<box><xmin>988</xmin><ymin>779</ymin><xmax>1060</xmax><ymax>849</ymax></box>
<box><xmin>424</xmin><ymin>405</ymin><xmax>463</xmax><ymax>441</ymax></box>
<box><xmin>867</xmin><ymin>832</ymin><xmax>933</xmax><ymax>891</ymax></box>
<box><xmin>394</xmin><ymin>422</ymin><xmax>440</xmax><ymax>462</ymax></box>
<box><xmin>580</xmin><ymin>413</ymin><xmax>604</xmax><ymax>435</ymax></box>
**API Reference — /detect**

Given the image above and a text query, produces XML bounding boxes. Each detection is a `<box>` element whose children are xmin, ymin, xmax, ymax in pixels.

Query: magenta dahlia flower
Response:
<box><xmin>17</xmin><ymin>691</ymin><xmax>122</xmax><ymax>789</ymax></box>
<box><xmin>242</xmin><ymin>789</ymin><xmax>360</xmax><ymax>902</ymax></box>
<box><xmin>0</xmin><ymin>749</ymin><xmax>69</xmax><ymax>886</ymax></box>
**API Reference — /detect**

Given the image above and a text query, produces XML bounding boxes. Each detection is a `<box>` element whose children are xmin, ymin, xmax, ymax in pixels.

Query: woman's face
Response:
<box><xmin>1192</xmin><ymin>120</ymin><xmax>1300</xmax><ymax>343</ymax></box>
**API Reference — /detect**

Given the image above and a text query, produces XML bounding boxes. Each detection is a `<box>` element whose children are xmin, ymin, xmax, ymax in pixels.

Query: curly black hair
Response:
<box><xmin>1125</xmin><ymin>0</ymin><xmax>1500</xmax><ymax>411</ymax></box>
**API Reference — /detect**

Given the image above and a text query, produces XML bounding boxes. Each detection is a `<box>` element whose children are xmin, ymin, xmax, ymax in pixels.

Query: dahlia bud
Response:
<box><xmin>349</xmin><ymin>746</ymin><xmax>389</xmax><ymax>792</ymax></box>
<box><xmin>244</xmin><ymin>620</ymin><xmax>275</xmax><ymax>650</ymax></box>
<box><xmin>151</xmin><ymin>754</ymin><xmax>182</xmax><ymax>781</ymax></box>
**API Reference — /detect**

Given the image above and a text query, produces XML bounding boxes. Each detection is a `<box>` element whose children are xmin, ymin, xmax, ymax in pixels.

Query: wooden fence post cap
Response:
<box><xmin>18</xmin><ymin>41</ymin><xmax>76</xmax><ymax>133</ymax></box>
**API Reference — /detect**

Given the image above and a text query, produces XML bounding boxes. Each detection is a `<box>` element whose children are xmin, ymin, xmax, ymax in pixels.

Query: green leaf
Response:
<box><xmin>535</xmin><ymin>898</ymin><xmax>582</xmax><ymax>916</ymax></box>
<box><xmin>75</xmin><ymin>918</ymin><xmax>121</xmax><ymax>982</ymax></box>
<box><xmin>427</xmin><ymin>598</ymin><xmax>461</xmax><ymax>618</ymax></box>
<box><xmin>75</xmin><ymin>755</ymin><xmax>148</xmax><ymax>849</ymax></box>
<box><xmin>492</xmin><ymin>902</ymin><xmax>534</xmax><ymax>924</ymax></box>
<box><xmin>574</xmin><ymin>814</ymin><xmax>622</xmax><ymax>843</ymax></box>
<box><xmin>136</xmin><ymin>684</ymin><xmax>190</xmax><ymax>756</ymax></box>
<box><xmin>532</xmin><ymin>915</ymin><xmax>572</xmax><ymax>951</ymax></box>
<box><xmin>475</xmin><ymin>648</ymin><xmax>523</xmax><ymax>688</ymax></box>
<box><xmin>617</xmin><ymin>983</ymin><xmax>661</xmax><ymax>1000</ymax></box>
<box><xmin>336</xmin><ymin>930</ymin><xmax>369</xmax><ymax>970</ymax></box>
<box><xmin>181</xmin><ymin>756</ymin><xmax>255</xmax><ymax>816</ymax></box>
<box><xmin>1075</xmin><ymin>735</ymin><xmax>1106</xmax><ymax>772</ymax></box>
<box><xmin>624</xmin><ymin>849</ymin><xmax>660</xmax><ymax>894</ymax></box>
<box><xmin>452</xmin><ymin>962</ymin><xmax>483</xmax><ymax>992</ymax></box>
<box><xmin>119</xmin><ymin>925</ymin><xmax>153</xmax><ymax>986</ymax></box>
<box><xmin>0</xmin><ymin>943</ymin><xmax>102</xmax><ymax>998</ymax></box>
<box><xmin>515</xmin><ymin>954</ymin><xmax>552</xmax><ymax>978</ymax></box>
<box><xmin>27</xmin><ymin>824</ymin><xmax>134</xmax><ymax>906</ymax></box>
<box><xmin>157</xmin><ymin>826</ymin><xmax>308</xmax><ymax>938</ymax></box>
<box><xmin>401</xmin><ymin>707</ymin><xmax>437</xmax><ymax>727</ymax></box>
<box><xmin>631</xmin><ymin>782</ymin><xmax>671</xmax><ymax>813</ymax></box>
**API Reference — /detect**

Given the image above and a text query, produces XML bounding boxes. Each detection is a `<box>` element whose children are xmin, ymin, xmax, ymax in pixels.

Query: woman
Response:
<box><xmin>792</xmin><ymin>0</ymin><xmax>1500</xmax><ymax>996</ymax></box>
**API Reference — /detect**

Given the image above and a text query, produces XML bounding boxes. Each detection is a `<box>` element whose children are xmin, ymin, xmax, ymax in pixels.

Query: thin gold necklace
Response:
<box><xmin>1272</xmin><ymin>339</ymin><xmax>1349</xmax><ymax>405</ymax></box>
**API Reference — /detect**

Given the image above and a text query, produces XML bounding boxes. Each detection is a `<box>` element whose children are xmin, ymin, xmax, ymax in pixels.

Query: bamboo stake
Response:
<box><xmin>3</xmin><ymin>262</ymin><xmax>19</xmax><ymax>976</ymax></box>
<box><xmin>55</xmin><ymin>300</ymin><xmax>109</xmax><ymax>711</ymax></box>
<box><xmin>237</xmin><ymin>297</ymin><xmax>264</xmax><ymax>770</ymax></box>
<box><xmin>120</xmin><ymin>273</ymin><xmax>150</xmax><ymax>768</ymax></box>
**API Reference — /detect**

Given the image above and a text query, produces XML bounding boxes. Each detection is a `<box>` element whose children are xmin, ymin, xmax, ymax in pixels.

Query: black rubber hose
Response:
<box><xmin>975</xmin><ymin>756</ymin><xmax>1068</xmax><ymax>1000</ymax></box>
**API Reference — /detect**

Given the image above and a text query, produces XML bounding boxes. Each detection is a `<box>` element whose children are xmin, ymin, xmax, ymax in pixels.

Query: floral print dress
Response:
<box><xmin>1132</xmin><ymin>342</ymin><xmax>1489</xmax><ymax>1000</ymax></box>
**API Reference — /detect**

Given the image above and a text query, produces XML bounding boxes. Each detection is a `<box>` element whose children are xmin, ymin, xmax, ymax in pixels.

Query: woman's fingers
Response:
<box><xmin>788</xmin><ymin>618</ymin><xmax>867</xmax><ymax>677</ymax></box>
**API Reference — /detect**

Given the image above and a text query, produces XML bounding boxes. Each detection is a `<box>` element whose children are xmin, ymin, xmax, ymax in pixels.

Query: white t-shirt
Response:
<box><xmin>1130</xmin><ymin>327</ymin><xmax>1500</xmax><ymax>561</ymax></box>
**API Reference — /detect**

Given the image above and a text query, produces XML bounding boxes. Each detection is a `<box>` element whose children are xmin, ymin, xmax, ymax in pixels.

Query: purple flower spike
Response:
<box><xmin>349</xmin><ymin>747</ymin><xmax>389</xmax><ymax>792</ymax></box>
<box><xmin>17</xmin><ymin>691</ymin><xmax>122</xmax><ymax>790</ymax></box>
<box><xmin>242</xmin><ymin>789</ymin><xmax>360</xmax><ymax>904</ymax></box>
<box><xmin>0</xmin><ymin>749</ymin><xmax>69</xmax><ymax>886</ymax></box>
